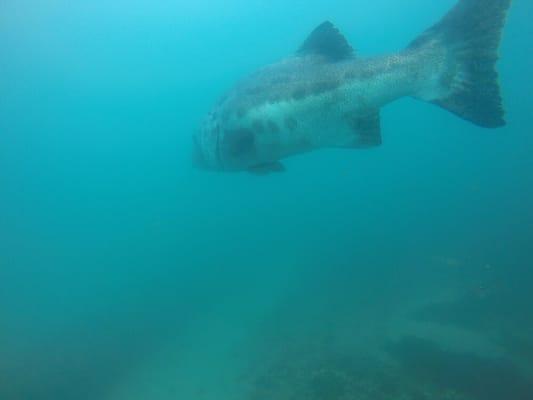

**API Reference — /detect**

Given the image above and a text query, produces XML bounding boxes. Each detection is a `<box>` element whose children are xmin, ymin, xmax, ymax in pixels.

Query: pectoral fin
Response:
<box><xmin>248</xmin><ymin>161</ymin><xmax>286</xmax><ymax>175</ymax></box>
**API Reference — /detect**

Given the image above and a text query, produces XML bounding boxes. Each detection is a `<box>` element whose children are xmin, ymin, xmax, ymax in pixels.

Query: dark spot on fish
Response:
<box><xmin>271</xmin><ymin>76</ymin><xmax>290</xmax><ymax>85</ymax></box>
<box><xmin>267</xmin><ymin>120</ymin><xmax>280</xmax><ymax>133</ymax></box>
<box><xmin>292</xmin><ymin>88</ymin><xmax>307</xmax><ymax>100</ymax></box>
<box><xmin>344</xmin><ymin>71</ymin><xmax>356</xmax><ymax>80</ymax></box>
<box><xmin>224</xmin><ymin>128</ymin><xmax>255</xmax><ymax>157</ymax></box>
<box><xmin>359</xmin><ymin>69</ymin><xmax>374</xmax><ymax>80</ymax></box>
<box><xmin>237</xmin><ymin>108</ymin><xmax>247</xmax><ymax>118</ymax></box>
<box><xmin>221</xmin><ymin>110</ymin><xmax>230</xmax><ymax>123</ymax></box>
<box><xmin>285</xmin><ymin>117</ymin><xmax>298</xmax><ymax>131</ymax></box>
<box><xmin>299</xmin><ymin>137</ymin><xmax>313</xmax><ymax>148</ymax></box>
<box><xmin>252</xmin><ymin>119</ymin><xmax>265</xmax><ymax>134</ymax></box>
<box><xmin>311</xmin><ymin>81</ymin><xmax>340</xmax><ymax>95</ymax></box>
<box><xmin>246</xmin><ymin>87</ymin><xmax>262</xmax><ymax>96</ymax></box>
<box><xmin>268</xmin><ymin>94</ymin><xmax>282</xmax><ymax>104</ymax></box>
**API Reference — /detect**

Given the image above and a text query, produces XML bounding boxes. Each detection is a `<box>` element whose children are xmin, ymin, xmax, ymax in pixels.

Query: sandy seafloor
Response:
<box><xmin>104</xmin><ymin>256</ymin><xmax>533</xmax><ymax>400</ymax></box>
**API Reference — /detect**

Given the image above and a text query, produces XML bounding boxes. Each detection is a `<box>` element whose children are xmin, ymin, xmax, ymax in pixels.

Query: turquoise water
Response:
<box><xmin>1</xmin><ymin>1</ymin><xmax>532</xmax><ymax>399</ymax></box>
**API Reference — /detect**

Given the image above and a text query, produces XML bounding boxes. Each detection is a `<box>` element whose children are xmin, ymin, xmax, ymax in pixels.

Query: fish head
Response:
<box><xmin>194</xmin><ymin>101</ymin><xmax>260</xmax><ymax>172</ymax></box>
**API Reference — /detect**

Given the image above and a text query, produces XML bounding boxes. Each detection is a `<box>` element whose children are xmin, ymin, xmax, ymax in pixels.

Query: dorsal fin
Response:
<box><xmin>297</xmin><ymin>21</ymin><xmax>355</xmax><ymax>61</ymax></box>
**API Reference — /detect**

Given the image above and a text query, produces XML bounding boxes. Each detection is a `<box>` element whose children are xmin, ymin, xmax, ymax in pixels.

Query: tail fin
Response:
<box><xmin>409</xmin><ymin>0</ymin><xmax>512</xmax><ymax>128</ymax></box>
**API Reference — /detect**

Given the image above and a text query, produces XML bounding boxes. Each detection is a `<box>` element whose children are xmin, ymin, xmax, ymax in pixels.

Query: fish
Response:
<box><xmin>193</xmin><ymin>0</ymin><xmax>513</xmax><ymax>174</ymax></box>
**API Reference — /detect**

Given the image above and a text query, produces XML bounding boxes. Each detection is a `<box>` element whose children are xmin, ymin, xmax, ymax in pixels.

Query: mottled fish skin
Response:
<box><xmin>199</xmin><ymin>48</ymin><xmax>444</xmax><ymax>171</ymax></box>
<box><xmin>193</xmin><ymin>0</ymin><xmax>512</xmax><ymax>173</ymax></box>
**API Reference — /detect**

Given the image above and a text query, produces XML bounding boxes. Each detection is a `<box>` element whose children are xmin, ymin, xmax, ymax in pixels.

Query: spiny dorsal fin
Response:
<box><xmin>297</xmin><ymin>21</ymin><xmax>355</xmax><ymax>62</ymax></box>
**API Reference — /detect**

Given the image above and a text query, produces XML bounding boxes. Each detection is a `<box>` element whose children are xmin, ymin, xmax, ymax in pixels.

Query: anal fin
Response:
<box><xmin>343</xmin><ymin>110</ymin><xmax>382</xmax><ymax>148</ymax></box>
<box><xmin>248</xmin><ymin>161</ymin><xmax>286</xmax><ymax>175</ymax></box>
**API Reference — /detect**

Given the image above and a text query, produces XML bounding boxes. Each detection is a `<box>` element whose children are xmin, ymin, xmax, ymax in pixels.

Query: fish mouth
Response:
<box><xmin>192</xmin><ymin>129</ymin><xmax>223</xmax><ymax>171</ymax></box>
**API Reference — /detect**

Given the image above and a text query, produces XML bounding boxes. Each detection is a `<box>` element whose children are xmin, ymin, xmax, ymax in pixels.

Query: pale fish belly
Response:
<box><xmin>225</xmin><ymin>50</ymin><xmax>445</xmax><ymax>165</ymax></box>
<box><xmin>239</xmin><ymin>85</ymin><xmax>364</xmax><ymax>162</ymax></box>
